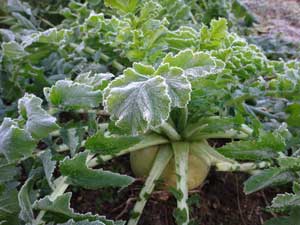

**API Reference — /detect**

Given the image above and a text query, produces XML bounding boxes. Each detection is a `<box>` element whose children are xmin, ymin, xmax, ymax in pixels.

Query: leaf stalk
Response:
<box><xmin>160</xmin><ymin>122</ymin><xmax>181</xmax><ymax>141</ymax></box>
<box><xmin>128</xmin><ymin>145</ymin><xmax>173</xmax><ymax>225</ymax></box>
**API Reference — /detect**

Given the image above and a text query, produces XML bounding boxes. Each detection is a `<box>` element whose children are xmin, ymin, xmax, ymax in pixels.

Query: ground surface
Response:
<box><xmin>244</xmin><ymin>0</ymin><xmax>300</xmax><ymax>42</ymax></box>
<box><xmin>71</xmin><ymin>155</ymin><xmax>289</xmax><ymax>225</ymax></box>
<box><xmin>70</xmin><ymin>2</ymin><xmax>299</xmax><ymax>224</ymax></box>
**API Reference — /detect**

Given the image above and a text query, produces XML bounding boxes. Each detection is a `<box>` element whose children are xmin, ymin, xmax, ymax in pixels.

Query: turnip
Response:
<box><xmin>130</xmin><ymin>145</ymin><xmax>210</xmax><ymax>190</ymax></box>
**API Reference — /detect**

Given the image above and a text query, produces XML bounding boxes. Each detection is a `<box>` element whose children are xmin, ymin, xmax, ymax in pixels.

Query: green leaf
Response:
<box><xmin>293</xmin><ymin>182</ymin><xmax>300</xmax><ymax>194</ymax></box>
<box><xmin>1</xmin><ymin>41</ymin><xmax>27</xmax><ymax>59</ymax></box>
<box><xmin>244</xmin><ymin>168</ymin><xmax>295</xmax><ymax>194</ymax></box>
<box><xmin>104</xmin><ymin>0</ymin><xmax>139</xmax><ymax>13</ymax></box>
<box><xmin>7</xmin><ymin>0</ymin><xmax>32</xmax><ymax>14</ymax></box>
<box><xmin>173</xmin><ymin>208</ymin><xmax>188</xmax><ymax>225</ymax></box>
<box><xmin>104</xmin><ymin>66</ymin><xmax>171</xmax><ymax>135</ymax></box>
<box><xmin>199</xmin><ymin>18</ymin><xmax>229</xmax><ymax>50</ymax></box>
<box><xmin>12</xmin><ymin>12</ymin><xmax>36</xmax><ymax>30</ymax></box>
<box><xmin>75</xmin><ymin>72</ymin><xmax>114</xmax><ymax>91</ymax></box>
<box><xmin>265</xmin><ymin>187</ymin><xmax>300</xmax><ymax>224</ymax></box>
<box><xmin>25</xmin><ymin>28</ymin><xmax>67</xmax><ymax>46</ymax></box>
<box><xmin>184</xmin><ymin>116</ymin><xmax>238</xmax><ymax>139</ymax></box>
<box><xmin>86</xmin><ymin>133</ymin><xmax>169</xmax><ymax>157</ymax></box>
<box><xmin>218</xmin><ymin>130</ymin><xmax>286</xmax><ymax>160</ymax></box>
<box><xmin>44</xmin><ymin>80</ymin><xmax>102</xmax><ymax>110</ymax></box>
<box><xmin>60</xmin><ymin>152</ymin><xmax>134</xmax><ymax>189</ymax></box>
<box><xmin>88</xmin><ymin>0</ymin><xmax>101</xmax><ymax>6</ymax></box>
<box><xmin>264</xmin><ymin>208</ymin><xmax>300</xmax><ymax>225</ymax></box>
<box><xmin>33</xmin><ymin>192</ymin><xmax>118</xmax><ymax>225</ymax></box>
<box><xmin>0</xmin><ymin>158</ymin><xmax>19</xmax><ymax>183</ymax></box>
<box><xmin>18</xmin><ymin>94</ymin><xmax>59</xmax><ymax>139</ymax></box>
<box><xmin>277</xmin><ymin>157</ymin><xmax>300</xmax><ymax>171</ymax></box>
<box><xmin>155</xmin><ymin>64</ymin><xmax>191</xmax><ymax>108</ymax></box>
<box><xmin>269</xmin><ymin>193</ymin><xmax>300</xmax><ymax>212</ymax></box>
<box><xmin>210</xmin><ymin>42</ymin><xmax>268</xmax><ymax>80</ymax></box>
<box><xmin>286</xmin><ymin>103</ymin><xmax>300</xmax><ymax>127</ymax></box>
<box><xmin>58</xmin><ymin>219</ymin><xmax>106</xmax><ymax>225</ymax></box>
<box><xmin>128</xmin><ymin>63</ymin><xmax>192</xmax><ymax>108</ymax></box>
<box><xmin>85</xmin><ymin>132</ymin><xmax>142</xmax><ymax>155</ymax></box>
<box><xmin>138</xmin><ymin>1</ymin><xmax>163</xmax><ymax>22</ymax></box>
<box><xmin>162</xmin><ymin>50</ymin><xmax>224</xmax><ymax>80</ymax></box>
<box><xmin>210</xmin><ymin>18</ymin><xmax>228</xmax><ymax>40</ymax></box>
<box><xmin>0</xmin><ymin>118</ymin><xmax>35</xmax><ymax>162</ymax></box>
<box><xmin>0</xmin><ymin>183</ymin><xmax>20</xmax><ymax>225</ymax></box>
<box><xmin>187</xmin><ymin>78</ymin><xmax>232</xmax><ymax>121</ymax></box>
<box><xmin>166</xmin><ymin>27</ymin><xmax>198</xmax><ymax>50</ymax></box>
<box><xmin>18</xmin><ymin>175</ymin><xmax>37</xmax><ymax>223</ymax></box>
<box><xmin>60</xmin><ymin>127</ymin><xmax>85</xmax><ymax>156</ymax></box>
<box><xmin>22</xmin><ymin>28</ymin><xmax>70</xmax><ymax>63</ymax></box>
<box><xmin>39</xmin><ymin>150</ymin><xmax>56</xmax><ymax>189</ymax></box>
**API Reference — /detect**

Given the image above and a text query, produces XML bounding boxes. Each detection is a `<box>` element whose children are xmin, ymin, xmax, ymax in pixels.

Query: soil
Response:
<box><xmin>70</xmin><ymin>155</ymin><xmax>289</xmax><ymax>225</ymax></box>
<box><xmin>243</xmin><ymin>0</ymin><xmax>300</xmax><ymax>42</ymax></box>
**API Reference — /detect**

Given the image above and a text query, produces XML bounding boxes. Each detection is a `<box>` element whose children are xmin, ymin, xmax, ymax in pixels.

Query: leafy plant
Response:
<box><xmin>248</xmin><ymin>35</ymin><xmax>300</xmax><ymax>60</ymax></box>
<box><xmin>0</xmin><ymin>1</ymin><xmax>300</xmax><ymax>225</ymax></box>
<box><xmin>0</xmin><ymin>0</ymin><xmax>257</xmax><ymax>121</ymax></box>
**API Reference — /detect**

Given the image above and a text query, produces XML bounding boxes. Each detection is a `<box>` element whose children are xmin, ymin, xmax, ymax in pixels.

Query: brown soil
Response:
<box><xmin>71</xmin><ymin>155</ymin><xmax>289</xmax><ymax>225</ymax></box>
<box><xmin>243</xmin><ymin>0</ymin><xmax>300</xmax><ymax>42</ymax></box>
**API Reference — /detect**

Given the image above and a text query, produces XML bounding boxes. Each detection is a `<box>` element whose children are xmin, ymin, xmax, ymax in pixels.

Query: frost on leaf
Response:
<box><xmin>0</xmin><ymin>118</ymin><xmax>35</xmax><ymax>162</ymax></box>
<box><xmin>18</xmin><ymin>175</ymin><xmax>36</xmax><ymax>223</ymax></box>
<box><xmin>75</xmin><ymin>72</ymin><xmax>114</xmax><ymax>90</ymax></box>
<box><xmin>44</xmin><ymin>80</ymin><xmax>102</xmax><ymax>110</ymax></box>
<box><xmin>244</xmin><ymin>168</ymin><xmax>294</xmax><ymax>194</ymax></box>
<box><xmin>1</xmin><ymin>41</ymin><xmax>27</xmax><ymax>59</ymax></box>
<box><xmin>18</xmin><ymin>93</ymin><xmax>59</xmax><ymax>139</ymax></box>
<box><xmin>270</xmin><ymin>193</ymin><xmax>300</xmax><ymax>212</ymax></box>
<box><xmin>39</xmin><ymin>150</ymin><xmax>56</xmax><ymax>189</ymax></box>
<box><xmin>218</xmin><ymin>130</ymin><xmax>286</xmax><ymax>160</ymax></box>
<box><xmin>85</xmin><ymin>132</ymin><xmax>142</xmax><ymax>155</ymax></box>
<box><xmin>155</xmin><ymin>64</ymin><xmax>191</xmax><ymax>108</ymax></box>
<box><xmin>104</xmin><ymin>66</ymin><xmax>171</xmax><ymax>135</ymax></box>
<box><xmin>60</xmin><ymin>152</ymin><xmax>134</xmax><ymax>189</ymax></box>
<box><xmin>58</xmin><ymin>219</ymin><xmax>106</xmax><ymax>225</ymax></box>
<box><xmin>0</xmin><ymin>157</ymin><xmax>19</xmax><ymax>183</ymax></box>
<box><xmin>104</xmin><ymin>0</ymin><xmax>139</xmax><ymax>14</ymax></box>
<box><xmin>104</xmin><ymin>62</ymin><xmax>194</xmax><ymax>135</ymax></box>
<box><xmin>162</xmin><ymin>49</ymin><xmax>224</xmax><ymax>80</ymax></box>
<box><xmin>33</xmin><ymin>192</ymin><xmax>119</xmax><ymax>225</ymax></box>
<box><xmin>0</xmin><ymin>183</ymin><xmax>20</xmax><ymax>225</ymax></box>
<box><xmin>199</xmin><ymin>18</ymin><xmax>230</xmax><ymax>50</ymax></box>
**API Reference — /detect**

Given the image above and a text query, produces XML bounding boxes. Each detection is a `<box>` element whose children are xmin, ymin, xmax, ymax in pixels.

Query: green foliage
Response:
<box><xmin>59</xmin><ymin>219</ymin><xmax>106</xmax><ymax>225</ymax></box>
<box><xmin>18</xmin><ymin>93</ymin><xmax>59</xmax><ymax>138</ymax></box>
<box><xmin>44</xmin><ymin>72</ymin><xmax>113</xmax><ymax>110</ymax></box>
<box><xmin>0</xmin><ymin>117</ymin><xmax>35</xmax><ymax>162</ymax></box>
<box><xmin>85</xmin><ymin>132</ymin><xmax>141</xmax><ymax>155</ymax></box>
<box><xmin>263</xmin><ymin>183</ymin><xmax>300</xmax><ymax>225</ymax></box>
<box><xmin>0</xmin><ymin>183</ymin><xmax>20</xmax><ymax>225</ymax></box>
<box><xmin>0</xmin><ymin>158</ymin><xmax>19</xmax><ymax>183</ymax></box>
<box><xmin>60</xmin><ymin>152</ymin><xmax>134</xmax><ymax>189</ymax></box>
<box><xmin>244</xmin><ymin>168</ymin><xmax>295</xmax><ymax>194</ymax></box>
<box><xmin>218</xmin><ymin>130</ymin><xmax>286</xmax><ymax>160</ymax></box>
<box><xmin>0</xmin><ymin>0</ymin><xmax>299</xmax><ymax>225</ymax></box>
<box><xmin>18</xmin><ymin>174</ymin><xmax>37</xmax><ymax>223</ymax></box>
<box><xmin>248</xmin><ymin>35</ymin><xmax>300</xmax><ymax>60</ymax></box>
<box><xmin>104</xmin><ymin>0</ymin><xmax>139</xmax><ymax>14</ymax></box>
<box><xmin>33</xmin><ymin>192</ymin><xmax>120</xmax><ymax>225</ymax></box>
<box><xmin>264</xmin><ymin>208</ymin><xmax>300</xmax><ymax>225</ymax></box>
<box><xmin>39</xmin><ymin>150</ymin><xmax>56</xmax><ymax>189</ymax></box>
<box><xmin>44</xmin><ymin>80</ymin><xmax>102</xmax><ymax>110</ymax></box>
